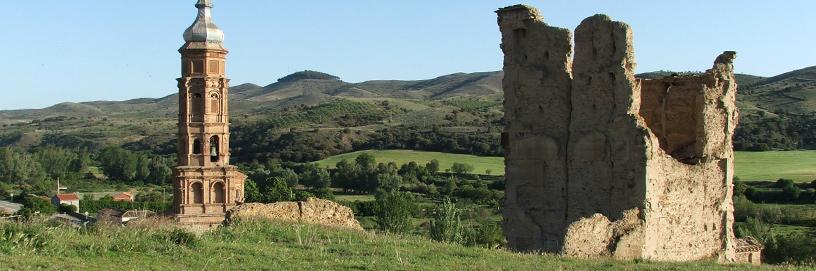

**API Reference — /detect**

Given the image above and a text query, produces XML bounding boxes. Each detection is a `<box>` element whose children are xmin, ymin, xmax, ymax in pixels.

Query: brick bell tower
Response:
<box><xmin>173</xmin><ymin>0</ymin><xmax>246</xmax><ymax>225</ymax></box>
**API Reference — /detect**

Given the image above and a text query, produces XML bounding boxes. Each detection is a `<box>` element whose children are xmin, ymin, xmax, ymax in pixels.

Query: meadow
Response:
<box><xmin>316</xmin><ymin>149</ymin><xmax>816</xmax><ymax>182</ymax></box>
<box><xmin>0</xmin><ymin>218</ymin><xmax>801</xmax><ymax>271</ymax></box>
<box><xmin>316</xmin><ymin>150</ymin><xmax>505</xmax><ymax>175</ymax></box>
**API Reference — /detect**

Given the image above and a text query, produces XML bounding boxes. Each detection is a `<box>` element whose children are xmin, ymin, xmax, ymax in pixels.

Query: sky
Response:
<box><xmin>1</xmin><ymin>0</ymin><xmax>814</xmax><ymax>110</ymax></box>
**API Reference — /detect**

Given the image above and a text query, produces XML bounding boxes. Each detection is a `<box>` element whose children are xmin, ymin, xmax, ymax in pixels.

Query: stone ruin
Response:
<box><xmin>497</xmin><ymin>5</ymin><xmax>739</xmax><ymax>262</ymax></box>
<box><xmin>225</xmin><ymin>198</ymin><xmax>363</xmax><ymax>231</ymax></box>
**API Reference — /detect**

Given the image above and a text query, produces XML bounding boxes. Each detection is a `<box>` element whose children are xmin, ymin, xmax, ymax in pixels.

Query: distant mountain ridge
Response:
<box><xmin>1</xmin><ymin>66</ymin><xmax>814</xmax><ymax>123</ymax></box>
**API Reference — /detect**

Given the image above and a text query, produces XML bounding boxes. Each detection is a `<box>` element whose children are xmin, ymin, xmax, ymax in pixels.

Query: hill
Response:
<box><xmin>1</xmin><ymin>66</ymin><xmax>816</xmax><ymax>160</ymax></box>
<box><xmin>740</xmin><ymin>66</ymin><xmax>816</xmax><ymax>115</ymax></box>
<box><xmin>0</xmin><ymin>71</ymin><xmax>504</xmax><ymax>123</ymax></box>
<box><xmin>0</xmin><ymin>219</ymin><xmax>795</xmax><ymax>270</ymax></box>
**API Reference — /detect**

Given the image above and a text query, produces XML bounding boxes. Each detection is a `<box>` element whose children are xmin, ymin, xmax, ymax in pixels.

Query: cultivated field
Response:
<box><xmin>316</xmin><ymin>150</ymin><xmax>505</xmax><ymax>175</ymax></box>
<box><xmin>734</xmin><ymin>150</ymin><xmax>816</xmax><ymax>182</ymax></box>
<box><xmin>316</xmin><ymin>150</ymin><xmax>816</xmax><ymax>182</ymax></box>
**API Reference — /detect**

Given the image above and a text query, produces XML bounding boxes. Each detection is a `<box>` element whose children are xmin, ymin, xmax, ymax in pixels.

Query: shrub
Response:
<box><xmin>450</xmin><ymin>163</ymin><xmax>474</xmax><ymax>175</ymax></box>
<box><xmin>463</xmin><ymin>221</ymin><xmax>506</xmax><ymax>249</ymax></box>
<box><xmin>20</xmin><ymin>195</ymin><xmax>56</xmax><ymax>217</ymax></box>
<box><xmin>159</xmin><ymin>228</ymin><xmax>197</xmax><ymax>248</ymax></box>
<box><xmin>782</xmin><ymin>183</ymin><xmax>801</xmax><ymax>201</ymax></box>
<box><xmin>429</xmin><ymin>198</ymin><xmax>463</xmax><ymax>243</ymax></box>
<box><xmin>58</xmin><ymin>203</ymin><xmax>77</xmax><ymax>213</ymax></box>
<box><xmin>0</xmin><ymin>222</ymin><xmax>50</xmax><ymax>253</ymax></box>
<box><xmin>776</xmin><ymin>178</ymin><xmax>795</xmax><ymax>189</ymax></box>
<box><xmin>374</xmin><ymin>191</ymin><xmax>417</xmax><ymax>234</ymax></box>
<box><xmin>264</xmin><ymin>177</ymin><xmax>294</xmax><ymax>203</ymax></box>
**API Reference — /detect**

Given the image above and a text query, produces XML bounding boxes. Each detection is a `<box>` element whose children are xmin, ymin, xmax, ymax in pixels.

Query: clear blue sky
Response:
<box><xmin>1</xmin><ymin>0</ymin><xmax>814</xmax><ymax>110</ymax></box>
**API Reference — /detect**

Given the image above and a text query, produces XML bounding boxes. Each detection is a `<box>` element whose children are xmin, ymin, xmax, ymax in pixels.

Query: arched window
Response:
<box><xmin>209</xmin><ymin>93</ymin><xmax>220</xmax><ymax>114</ymax></box>
<box><xmin>191</xmin><ymin>182</ymin><xmax>204</xmax><ymax>204</ymax></box>
<box><xmin>213</xmin><ymin>182</ymin><xmax>225</xmax><ymax>204</ymax></box>
<box><xmin>209</xmin><ymin>136</ymin><xmax>220</xmax><ymax>162</ymax></box>
<box><xmin>192</xmin><ymin>139</ymin><xmax>202</xmax><ymax>155</ymax></box>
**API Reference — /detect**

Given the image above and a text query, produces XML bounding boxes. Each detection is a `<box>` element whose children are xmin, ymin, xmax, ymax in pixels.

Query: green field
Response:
<box><xmin>734</xmin><ymin>150</ymin><xmax>816</xmax><ymax>182</ymax></box>
<box><xmin>0</xmin><ymin>219</ymin><xmax>798</xmax><ymax>270</ymax></box>
<box><xmin>316</xmin><ymin>150</ymin><xmax>816</xmax><ymax>182</ymax></box>
<box><xmin>316</xmin><ymin>150</ymin><xmax>505</xmax><ymax>175</ymax></box>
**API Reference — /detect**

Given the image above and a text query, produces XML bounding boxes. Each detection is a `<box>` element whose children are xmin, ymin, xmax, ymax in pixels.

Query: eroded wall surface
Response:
<box><xmin>498</xmin><ymin>4</ymin><xmax>737</xmax><ymax>262</ymax></box>
<box><xmin>498</xmin><ymin>5</ymin><xmax>572</xmax><ymax>252</ymax></box>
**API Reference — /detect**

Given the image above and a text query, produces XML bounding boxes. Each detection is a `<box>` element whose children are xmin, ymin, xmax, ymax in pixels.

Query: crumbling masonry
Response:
<box><xmin>498</xmin><ymin>5</ymin><xmax>738</xmax><ymax>262</ymax></box>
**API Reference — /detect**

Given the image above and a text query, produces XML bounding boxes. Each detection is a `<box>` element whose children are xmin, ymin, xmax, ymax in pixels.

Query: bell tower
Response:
<box><xmin>173</xmin><ymin>0</ymin><xmax>246</xmax><ymax>225</ymax></box>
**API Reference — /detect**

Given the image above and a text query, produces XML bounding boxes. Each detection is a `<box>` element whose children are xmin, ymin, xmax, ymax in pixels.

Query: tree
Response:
<box><xmin>782</xmin><ymin>182</ymin><xmax>801</xmax><ymax>201</ymax></box>
<box><xmin>300</xmin><ymin>163</ymin><xmax>331</xmax><ymax>189</ymax></box>
<box><xmin>450</xmin><ymin>162</ymin><xmax>474</xmax><ymax>175</ymax></box>
<box><xmin>333</xmin><ymin>159</ymin><xmax>359</xmax><ymax>192</ymax></box>
<box><xmin>263</xmin><ymin>177</ymin><xmax>294</xmax><ymax>203</ymax></box>
<box><xmin>442</xmin><ymin>177</ymin><xmax>458</xmax><ymax>196</ymax></box>
<box><xmin>147</xmin><ymin>156</ymin><xmax>173</xmax><ymax>185</ymax></box>
<box><xmin>20</xmin><ymin>195</ymin><xmax>56</xmax><ymax>216</ymax></box>
<box><xmin>375</xmin><ymin>162</ymin><xmax>402</xmax><ymax>192</ymax></box>
<box><xmin>244</xmin><ymin>179</ymin><xmax>262</xmax><ymax>202</ymax></box>
<box><xmin>426</xmin><ymin>159</ymin><xmax>440</xmax><ymax>175</ymax></box>
<box><xmin>32</xmin><ymin>146</ymin><xmax>79</xmax><ymax>180</ymax></box>
<box><xmin>0</xmin><ymin>147</ymin><xmax>46</xmax><ymax>185</ymax></box>
<box><xmin>429</xmin><ymin>198</ymin><xmax>463</xmax><ymax>243</ymax></box>
<box><xmin>776</xmin><ymin>178</ymin><xmax>795</xmax><ymax>189</ymax></box>
<box><xmin>374</xmin><ymin>191</ymin><xmax>416</xmax><ymax>234</ymax></box>
<box><xmin>58</xmin><ymin>203</ymin><xmax>77</xmax><ymax>213</ymax></box>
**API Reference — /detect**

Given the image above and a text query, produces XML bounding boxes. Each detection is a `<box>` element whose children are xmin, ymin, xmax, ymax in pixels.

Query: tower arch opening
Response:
<box><xmin>212</xmin><ymin>182</ymin><xmax>225</xmax><ymax>204</ymax></box>
<box><xmin>209</xmin><ymin>136</ymin><xmax>220</xmax><ymax>162</ymax></box>
<box><xmin>191</xmin><ymin>182</ymin><xmax>204</xmax><ymax>204</ymax></box>
<box><xmin>192</xmin><ymin>139</ymin><xmax>202</xmax><ymax>155</ymax></box>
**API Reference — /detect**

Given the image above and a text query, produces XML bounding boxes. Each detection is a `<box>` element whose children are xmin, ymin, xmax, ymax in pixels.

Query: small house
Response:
<box><xmin>735</xmin><ymin>237</ymin><xmax>764</xmax><ymax>265</ymax></box>
<box><xmin>52</xmin><ymin>193</ymin><xmax>80</xmax><ymax>211</ymax></box>
<box><xmin>112</xmin><ymin>192</ymin><xmax>134</xmax><ymax>202</ymax></box>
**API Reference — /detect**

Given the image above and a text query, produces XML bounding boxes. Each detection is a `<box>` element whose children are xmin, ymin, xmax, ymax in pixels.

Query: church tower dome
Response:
<box><xmin>183</xmin><ymin>0</ymin><xmax>225</xmax><ymax>46</ymax></box>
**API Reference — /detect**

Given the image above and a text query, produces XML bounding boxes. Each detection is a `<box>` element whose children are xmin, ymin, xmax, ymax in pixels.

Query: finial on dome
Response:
<box><xmin>196</xmin><ymin>0</ymin><xmax>212</xmax><ymax>8</ymax></box>
<box><xmin>183</xmin><ymin>0</ymin><xmax>224</xmax><ymax>47</ymax></box>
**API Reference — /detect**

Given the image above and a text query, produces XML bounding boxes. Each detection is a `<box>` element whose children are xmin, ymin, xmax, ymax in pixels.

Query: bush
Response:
<box><xmin>263</xmin><ymin>178</ymin><xmax>294</xmax><ymax>203</ymax></box>
<box><xmin>776</xmin><ymin>178</ymin><xmax>795</xmax><ymax>189</ymax></box>
<box><xmin>463</xmin><ymin>221</ymin><xmax>506</xmax><ymax>249</ymax></box>
<box><xmin>429</xmin><ymin>198</ymin><xmax>463</xmax><ymax>243</ymax></box>
<box><xmin>159</xmin><ymin>228</ymin><xmax>197</xmax><ymax>248</ymax></box>
<box><xmin>20</xmin><ymin>195</ymin><xmax>56</xmax><ymax>217</ymax></box>
<box><xmin>0</xmin><ymin>222</ymin><xmax>50</xmax><ymax>253</ymax></box>
<box><xmin>58</xmin><ymin>203</ymin><xmax>77</xmax><ymax>213</ymax></box>
<box><xmin>450</xmin><ymin>163</ymin><xmax>474</xmax><ymax>175</ymax></box>
<box><xmin>374</xmin><ymin>191</ymin><xmax>417</xmax><ymax>234</ymax></box>
<box><xmin>782</xmin><ymin>183</ymin><xmax>801</xmax><ymax>201</ymax></box>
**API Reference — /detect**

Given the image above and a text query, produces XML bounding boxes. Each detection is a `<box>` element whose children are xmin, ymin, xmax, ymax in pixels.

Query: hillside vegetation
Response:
<box><xmin>0</xmin><ymin>219</ymin><xmax>801</xmax><ymax>270</ymax></box>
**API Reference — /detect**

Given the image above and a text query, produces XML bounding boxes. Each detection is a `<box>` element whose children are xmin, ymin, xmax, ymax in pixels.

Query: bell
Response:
<box><xmin>211</xmin><ymin>146</ymin><xmax>218</xmax><ymax>157</ymax></box>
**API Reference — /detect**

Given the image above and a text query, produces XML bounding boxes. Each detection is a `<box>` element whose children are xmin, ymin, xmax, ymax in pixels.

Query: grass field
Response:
<box><xmin>316</xmin><ymin>150</ymin><xmax>816</xmax><ymax>182</ymax></box>
<box><xmin>0</xmin><ymin>219</ymin><xmax>802</xmax><ymax>270</ymax></box>
<box><xmin>316</xmin><ymin>150</ymin><xmax>505</xmax><ymax>175</ymax></box>
<box><xmin>734</xmin><ymin>150</ymin><xmax>816</xmax><ymax>182</ymax></box>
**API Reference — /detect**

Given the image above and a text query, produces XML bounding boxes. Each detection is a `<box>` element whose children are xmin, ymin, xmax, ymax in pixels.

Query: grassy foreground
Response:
<box><xmin>316</xmin><ymin>150</ymin><xmax>816</xmax><ymax>181</ymax></box>
<box><xmin>0</xmin><ymin>219</ymin><xmax>802</xmax><ymax>271</ymax></box>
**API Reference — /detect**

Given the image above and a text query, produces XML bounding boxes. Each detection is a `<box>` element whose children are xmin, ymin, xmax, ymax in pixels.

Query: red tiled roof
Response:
<box><xmin>112</xmin><ymin>192</ymin><xmax>133</xmax><ymax>200</ymax></box>
<box><xmin>735</xmin><ymin>237</ymin><xmax>764</xmax><ymax>252</ymax></box>
<box><xmin>55</xmin><ymin>193</ymin><xmax>79</xmax><ymax>201</ymax></box>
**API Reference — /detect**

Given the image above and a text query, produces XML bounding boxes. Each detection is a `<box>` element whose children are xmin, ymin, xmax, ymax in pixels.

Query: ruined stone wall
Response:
<box><xmin>498</xmin><ymin>6</ymin><xmax>572</xmax><ymax>252</ymax></box>
<box><xmin>498</xmin><ymin>4</ymin><xmax>737</xmax><ymax>262</ymax></box>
